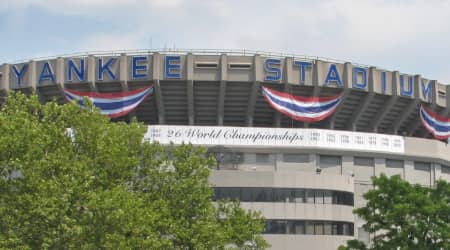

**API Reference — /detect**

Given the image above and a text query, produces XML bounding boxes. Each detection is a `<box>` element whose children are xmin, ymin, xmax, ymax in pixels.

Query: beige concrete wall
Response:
<box><xmin>210</xmin><ymin>170</ymin><xmax>355</xmax><ymax>193</ymax></box>
<box><xmin>240</xmin><ymin>203</ymin><xmax>353</xmax><ymax>222</ymax></box>
<box><xmin>210</xmin><ymin>135</ymin><xmax>450</xmax><ymax>248</ymax></box>
<box><xmin>210</xmin><ymin>170</ymin><xmax>355</xmax><ymax>250</ymax></box>
<box><xmin>263</xmin><ymin>235</ymin><xmax>353</xmax><ymax>250</ymax></box>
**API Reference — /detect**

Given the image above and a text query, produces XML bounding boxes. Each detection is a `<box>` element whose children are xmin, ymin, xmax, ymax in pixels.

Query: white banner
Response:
<box><xmin>145</xmin><ymin>125</ymin><xmax>405</xmax><ymax>153</ymax></box>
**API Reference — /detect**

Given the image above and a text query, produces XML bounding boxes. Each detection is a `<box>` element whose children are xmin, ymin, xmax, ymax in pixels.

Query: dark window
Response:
<box><xmin>264</xmin><ymin>220</ymin><xmax>354</xmax><ymax>236</ymax></box>
<box><xmin>286</xmin><ymin>221</ymin><xmax>296</xmax><ymax>234</ymax></box>
<box><xmin>283</xmin><ymin>153</ymin><xmax>309</xmax><ymax>163</ymax></box>
<box><xmin>273</xmin><ymin>189</ymin><xmax>290</xmax><ymax>202</ymax></box>
<box><xmin>324</xmin><ymin>190</ymin><xmax>333</xmax><ymax>204</ymax></box>
<box><xmin>319</xmin><ymin>155</ymin><xmax>341</xmax><ymax>166</ymax></box>
<box><xmin>255</xmin><ymin>153</ymin><xmax>270</xmax><ymax>163</ymax></box>
<box><xmin>290</xmin><ymin>221</ymin><xmax>305</xmax><ymax>234</ymax></box>
<box><xmin>354</xmin><ymin>157</ymin><xmax>374</xmax><ymax>166</ymax></box>
<box><xmin>222</xmin><ymin>188</ymin><xmax>240</xmax><ymax>201</ymax></box>
<box><xmin>332</xmin><ymin>224</ymin><xmax>338</xmax><ymax>235</ymax></box>
<box><xmin>305</xmin><ymin>221</ymin><xmax>314</xmax><ymax>235</ymax></box>
<box><xmin>442</xmin><ymin>165</ymin><xmax>450</xmax><ymax>174</ymax></box>
<box><xmin>336</xmin><ymin>222</ymin><xmax>354</xmax><ymax>236</ymax></box>
<box><xmin>195</xmin><ymin>62</ymin><xmax>218</xmax><ymax>69</ymax></box>
<box><xmin>332</xmin><ymin>191</ymin><xmax>354</xmax><ymax>206</ymax></box>
<box><xmin>306</xmin><ymin>190</ymin><xmax>315</xmax><ymax>203</ymax></box>
<box><xmin>337</xmin><ymin>223</ymin><xmax>345</xmax><ymax>235</ymax></box>
<box><xmin>314</xmin><ymin>222</ymin><xmax>324</xmax><ymax>235</ymax></box>
<box><xmin>228</xmin><ymin>63</ymin><xmax>251</xmax><ymax>69</ymax></box>
<box><xmin>240</xmin><ymin>187</ymin><xmax>254</xmax><ymax>202</ymax></box>
<box><xmin>213</xmin><ymin>187</ymin><xmax>354</xmax><ymax>206</ymax></box>
<box><xmin>414</xmin><ymin>161</ymin><xmax>431</xmax><ymax>172</ymax></box>
<box><xmin>332</xmin><ymin>191</ymin><xmax>339</xmax><ymax>204</ymax></box>
<box><xmin>293</xmin><ymin>189</ymin><xmax>305</xmax><ymax>203</ymax></box>
<box><xmin>219</xmin><ymin>152</ymin><xmax>244</xmax><ymax>164</ymax></box>
<box><xmin>386</xmin><ymin>159</ymin><xmax>404</xmax><ymax>168</ymax></box>
<box><xmin>254</xmin><ymin>188</ymin><xmax>272</xmax><ymax>202</ymax></box>
<box><xmin>265</xmin><ymin>220</ymin><xmax>287</xmax><ymax>234</ymax></box>
<box><xmin>342</xmin><ymin>223</ymin><xmax>353</xmax><ymax>236</ymax></box>
<box><xmin>315</xmin><ymin>190</ymin><xmax>324</xmax><ymax>204</ymax></box>
<box><xmin>324</xmin><ymin>222</ymin><xmax>332</xmax><ymax>235</ymax></box>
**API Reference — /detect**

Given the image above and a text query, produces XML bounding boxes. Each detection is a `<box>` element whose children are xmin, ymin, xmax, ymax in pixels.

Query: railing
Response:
<box><xmin>8</xmin><ymin>48</ymin><xmax>374</xmax><ymax>68</ymax></box>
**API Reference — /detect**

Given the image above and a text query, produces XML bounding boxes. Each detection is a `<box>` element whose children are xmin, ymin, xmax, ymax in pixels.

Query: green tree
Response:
<box><xmin>339</xmin><ymin>174</ymin><xmax>450</xmax><ymax>250</ymax></box>
<box><xmin>0</xmin><ymin>92</ymin><xmax>268</xmax><ymax>249</ymax></box>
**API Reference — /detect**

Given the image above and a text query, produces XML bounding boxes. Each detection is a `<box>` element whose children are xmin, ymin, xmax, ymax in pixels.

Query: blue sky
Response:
<box><xmin>1</xmin><ymin>0</ymin><xmax>450</xmax><ymax>83</ymax></box>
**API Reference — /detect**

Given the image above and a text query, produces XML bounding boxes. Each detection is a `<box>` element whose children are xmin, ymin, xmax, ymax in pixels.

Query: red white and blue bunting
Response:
<box><xmin>64</xmin><ymin>85</ymin><xmax>154</xmax><ymax>118</ymax></box>
<box><xmin>262</xmin><ymin>86</ymin><xmax>342</xmax><ymax>122</ymax></box>
<box><xmin>419</xmin><ymin>105</ymin><xmax>450</xmax><ymax>140</ymax></box>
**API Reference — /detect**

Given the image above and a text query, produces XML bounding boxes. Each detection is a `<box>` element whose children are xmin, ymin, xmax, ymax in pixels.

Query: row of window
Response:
<box><xmin>233</xmin><ymin>152</ymin><xmax>445</xmax><ymax>169</ymax></box>
<box><xmin>284</xmin><ymin>154</ymin><xmax>434</xmax><ymax>171</ymax></box>
<box><xmin>214</xmin><ymin>151</ymin><xmax>450</xmax><ymax>173</ymax></box>
<box><xmin>265</xmin><ymin>220</ymin><xmax>354</xmax><ymax>236</ymax></box>
<box><xmin>212</xmin><ymin>187</ymin><xmax>354</xmax><ymax>206</ymax></box>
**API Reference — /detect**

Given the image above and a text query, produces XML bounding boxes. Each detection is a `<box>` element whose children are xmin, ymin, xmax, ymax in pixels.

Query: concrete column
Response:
<box><xmin>392</xmin><ymin>71</ymin><xmax>400</xmax><ymax>96</ymax></box>
<box><xmin>29</xmin><ymin>61</ymin><xmax>37</xmax><ymax>93</ymax></box>
<box><xmin>217</xmin><ymin>81</ymin><xmax>226</xmax><ymax>125</ymax></box>
<box><xmin>311</xmin><ymin>61</ymin><xmax>322</xmax><ymax>97</ymax></box>
<box><xmin>342</xmin><ymin>62</ymin><xmax>352</xmax><ymax>88</ymax></box>
<box><xmin>392</xmin><ymin>76</ymin><xmax>420</xmax><ymax>133</ymax></box>
<box><xmin>374</xmin><ymin>158</ymin><xmax>386</xmax><ymax>177</ymax></box>
<box><xmin>187</xmin><ymin>80</ymin><xmax>194</xmax><ymax>125</ymax></box>
<box><xmin>119</xmin><ymin>53</ymin><xmax>135</xmax><ymax>120</ymax></box>
<box><xmin>326</xmin><ymin>62</ymin><xmax>352</xmax><ymax>129</ymax></box>
<box><xmin>284</xmin><ymin>57</ymin><xmax>293</xmax><ymax>84</ymax></box>
<box><xmin>312</xmin><ymin>60</ymin><xmax>320</xmax><ymax>88</ymax></box>
<box><xmin>87</xmin><ymin>55</ymin><xmax>97</xmax><ymax>91</ymax></box>
<box><xmin>119</xmin><ymin>53</ymin><xmax>129</xmax><ymax>91</ymax></box>
<box><xmin>310</xmin><ymin>154</ymin><xmax>318</xmax><ymax>168</ymax></box>
<box><xmin>246</xmin><ymin>81</ymin><xmax>260</xmax><ymax>126</ymax></box>
<box><xmin>186</xmin><ymin>53</ymin><xmax>194</xmax><ymax>80</ymax></box>
<box><xmin>429</xmin><ymin>80</ymin><xmax>437</xmax><ymax>104</ymax></box>
<box><xmin>186</xmin><ymin>53</ymin><xmax>195</xmax><ymax>125</ymax></box>
<box><xmin>403</xmin><ymin>160</ymin><xmax>414</xmax><ymax>181</ymax></box>
<box><xmin>217</xmin><ymin>54</ymin><xmax>227</xmax><ymax>125</ymax></box>
<box><xmin>446</xmin><ymin>84</ymin><xmax>450</xmax><ymax>115</ymax></box>
<box><xmin>434</xmin><ymin>163</ymin><xmax>442</xmax><ymax>183</ymax></box>
<box><xmin>246</xmin><ymin>54</ymin><xmax>262</xmax><ymax>126</ymax></box>
<box><xmin>253</xmin><ymin>54</ymin><xmax>263</xmax><ymax>82</ymax></box>
<box><xmin>55</xmin><ymin>58</ymin><xmax>65</xmax><ymax>95</ymax></box>
<box><xmin>1</xmin><ymin>64</ymin><xmax>10</xmax><ymax>91</ymax></box>
<box><xmin>152</xmin><ymin>52</ymin><xmax>165</xmax><ymax>124</ymax></box>
<box><xmin>342</xmin><ymin>156</ymin><xmax>353</xmax><ymax>176</ymax></box>
<box><xmin>220</xmin><ymin>54</ymin><xmax>228</xmax><ymax>81</ymax></box>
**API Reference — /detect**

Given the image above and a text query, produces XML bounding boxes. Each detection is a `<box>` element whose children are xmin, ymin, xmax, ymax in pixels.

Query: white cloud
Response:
<box><xmin>79</xmin><ymin>33</ymin><xmax>145</xmax><ymax>52</ymax></box>
<box><xmin>2</xmin><ymin>0</ymin><xmax>450</xmax><ymax>82</ymax></box>
<box><xmin>0</xmin><ymin>0</ymin><xmax>185</xmax><ymax>16</ymax></box>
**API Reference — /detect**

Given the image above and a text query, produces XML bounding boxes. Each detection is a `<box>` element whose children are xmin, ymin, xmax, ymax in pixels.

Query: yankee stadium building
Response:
<box><xmin>1</xmin><ymin>49</ymin><xmax>450</xmax><ymax>249</ymax></box>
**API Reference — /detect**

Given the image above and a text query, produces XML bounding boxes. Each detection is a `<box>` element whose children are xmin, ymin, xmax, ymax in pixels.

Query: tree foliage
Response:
<box><xmin>339</xmin><ymin>174</ymin><xmax>450</xmax><ymax>250</ymax></box>
<box><xmin>0</xmin><ymin>92</ymin><xmax>268</xmax><ymax>249</ymax></box>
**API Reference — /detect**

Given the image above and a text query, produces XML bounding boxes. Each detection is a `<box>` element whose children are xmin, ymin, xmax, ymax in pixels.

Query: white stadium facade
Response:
<box><xmin>1</xmin><ymin>50</ymin><xmax>450</xmax><ymax>250</ymax></box>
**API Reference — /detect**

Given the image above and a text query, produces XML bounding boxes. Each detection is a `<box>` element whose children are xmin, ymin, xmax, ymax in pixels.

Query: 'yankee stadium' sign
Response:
<box><xmin>145</xmin><ymin>125</ymin><xmax>405</xmax><ymax>153</ymax></box>
<box><xmin>2</xmin><ymin>53</ymin><xmax>440</xmax><ymax>103</ymax></box>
